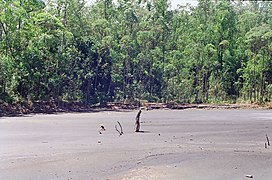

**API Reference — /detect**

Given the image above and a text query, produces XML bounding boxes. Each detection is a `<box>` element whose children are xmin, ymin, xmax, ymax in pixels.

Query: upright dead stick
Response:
<box><xmin>115</xmin><ymin>121</ymin><xmax>123</xmax><ymax>136</ymax></box>
<box><xmin>266</xmin><ymin>134</ymin><xmax>270</xmax><ymax>146</ymax></box>
<box><xmin>135</xmin><ymin>109</ymin><xmax>142</xmax><ymax>132</ymax></box>
<box><xmin>117</xmin><ymin>121</ymin><xmax>123</xmax><ymax>134</ymax></box>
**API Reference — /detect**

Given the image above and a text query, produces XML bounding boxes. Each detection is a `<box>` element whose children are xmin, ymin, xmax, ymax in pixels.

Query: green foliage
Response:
<box><xmin>0</xmin><ymin>0</ymin><xmax>271</xmax><ymax>105</ymax></box>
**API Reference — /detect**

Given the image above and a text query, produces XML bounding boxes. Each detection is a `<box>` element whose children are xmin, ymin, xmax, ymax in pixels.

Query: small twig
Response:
<box><xmin>265</xmin><ymin>142</ymin><xmax>267</xmax><ymax>149</ymax></box>
<box><xmin>245</xmin><ymin>174</ymin><xmax>253</xmax><ymax>178</ymax></box>
<box><xmin>117</xmin><ymin>121</ymin><xmax>123</xmax><ymax>134</ymax></box>
<box><xmin>266</xmin><ymin>134</ymin><xmax>270</xmax><ymax>146</ymax></box>
<box><xmin>115</xmin><ymin>121</ymin><xmax>123</xmax><ymax>136</ymax></box>
<box><xmin>100</xmin><ymin>124</ymin><xmax>106</xmax><ymax>131</ymax></box>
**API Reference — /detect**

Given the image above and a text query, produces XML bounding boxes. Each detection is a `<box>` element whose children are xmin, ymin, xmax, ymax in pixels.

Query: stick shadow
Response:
<box><xmin>136</xmin><ymin>130</ymin><xmax>150</xmax><ymax>133</ymax></box>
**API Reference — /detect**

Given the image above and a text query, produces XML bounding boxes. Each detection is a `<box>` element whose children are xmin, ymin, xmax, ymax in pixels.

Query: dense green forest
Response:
<box><xmin>0</xmin><ymin>0</ymin><xmax>271</xmax><ymax>107</ymax></box>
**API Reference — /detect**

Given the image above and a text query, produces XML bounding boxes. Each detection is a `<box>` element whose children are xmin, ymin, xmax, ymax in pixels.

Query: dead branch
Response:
<box><xmin>117</xmin><ymin>121</ymin><xmax>123</xmax><ymax>134</ymax></box>
<box><xmin>266</xmin><ymin>134</ymin><xmax>270</xmax><ymax>146</ymax></box>
<box><xmin>135</xmin><ymin>109</ymin><xmax>142</xmax><ymax>132</ymax></box>
<box><xmin>115</xmin><ymin>121</ymin><xmax>123</xmax><ymax>136</ymax></box>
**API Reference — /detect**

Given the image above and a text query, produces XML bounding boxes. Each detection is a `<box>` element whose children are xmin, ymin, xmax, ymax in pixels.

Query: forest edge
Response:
<box><xmin>0</xmin><ymin>101</ymin><xmax>270</xmax><ymax>117</ymax></box>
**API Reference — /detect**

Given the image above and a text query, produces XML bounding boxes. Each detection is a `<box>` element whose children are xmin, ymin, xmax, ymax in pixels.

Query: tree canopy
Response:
<box><xmin>0</xmin><ymin>0</ymin><xmax>271</xmax><ymax>106</ymax></box>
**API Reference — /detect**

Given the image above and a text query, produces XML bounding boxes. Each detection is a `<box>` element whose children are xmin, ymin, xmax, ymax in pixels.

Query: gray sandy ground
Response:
<box><xmin>0</xmin><ymin>109</ymin><xmax>272</xmax><ymax>180</ymax></box>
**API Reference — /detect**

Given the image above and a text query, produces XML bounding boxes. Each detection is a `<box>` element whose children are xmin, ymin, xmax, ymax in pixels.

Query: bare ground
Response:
<box><xmin>0</xmin><ymin>109</ymin><xmax>272</xmax><ymax>180</ymax></box>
